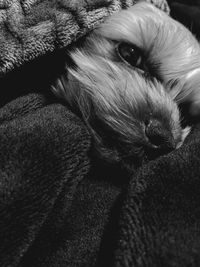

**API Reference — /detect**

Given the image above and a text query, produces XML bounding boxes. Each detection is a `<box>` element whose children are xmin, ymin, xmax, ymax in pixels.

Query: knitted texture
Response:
<box><xmin>0</xmin><ymin>0</ymin><xmax>171</xmax><ymax>76</ymax></box>
<box><xmin>0</xmin><ymin>0</ymin><xmax>135</xmax><ymax>75</ymax></box>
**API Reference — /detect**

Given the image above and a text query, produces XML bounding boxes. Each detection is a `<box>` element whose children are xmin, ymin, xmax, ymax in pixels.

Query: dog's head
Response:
<box><xmin>53</xmin><ymin>2</ymin><xmax>200</xmax><ymax>166</ymax></box>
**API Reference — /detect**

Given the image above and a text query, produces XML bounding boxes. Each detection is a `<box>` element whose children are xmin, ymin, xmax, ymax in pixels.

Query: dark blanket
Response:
<box><xmin>1</xmin><ymin>1</ymin><xmax>200</xmax><ymax>267</ymax></box>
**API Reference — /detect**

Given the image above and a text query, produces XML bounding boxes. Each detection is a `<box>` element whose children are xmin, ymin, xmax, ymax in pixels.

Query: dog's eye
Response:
<box><xmin>116</xmin><ymin>42</ymin><xmax>144</xmax><ymax>69</ymax></box>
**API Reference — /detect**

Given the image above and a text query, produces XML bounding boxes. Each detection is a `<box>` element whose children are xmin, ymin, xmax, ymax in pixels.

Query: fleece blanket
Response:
<box><xmin>1</xmin><ymin>0</ymin><xmax>200</xmax><ymax>267</ymax></box>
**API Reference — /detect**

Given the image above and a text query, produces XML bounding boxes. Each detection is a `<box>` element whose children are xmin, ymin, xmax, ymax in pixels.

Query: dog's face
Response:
<box><xmin>53</xmin><ymin>2</ymin><xmax>200</xmax><ymax>165</ymax></box>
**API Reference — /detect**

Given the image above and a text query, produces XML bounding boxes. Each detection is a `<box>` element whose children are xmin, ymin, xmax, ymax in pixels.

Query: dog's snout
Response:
<box><xmin>145</xmin><ymin>119</ymin><xmax>175</xmax><ymax>151</ymax></box>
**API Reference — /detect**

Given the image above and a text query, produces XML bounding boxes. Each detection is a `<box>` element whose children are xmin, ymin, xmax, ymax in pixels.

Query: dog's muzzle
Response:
<box><xmin>145</xmin><ymin>119</ymin><xmax>176</xmax><ymax>154</ymax></box>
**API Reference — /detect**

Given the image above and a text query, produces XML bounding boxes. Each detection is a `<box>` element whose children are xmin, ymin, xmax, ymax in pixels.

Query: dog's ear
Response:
<box><xmin>51</xmin><ymin>71</ymin><xmax>93</xmax><ymax>118</ymax></box>
<box><xmin>168</xmin><ymin>68</ymin><xmax>200</xmax><ymax>123</ymax></box>
<box><xmin>143</xmin><ymin>0</ymin><xmax>170</xmax><ymax>15</ymax></box>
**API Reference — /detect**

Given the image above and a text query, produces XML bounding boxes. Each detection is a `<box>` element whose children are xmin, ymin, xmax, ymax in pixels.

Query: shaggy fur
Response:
<box><xmin>52</xmin><ymin>2</ymin><xmax>200</xmax><ymax>165</ymax></box>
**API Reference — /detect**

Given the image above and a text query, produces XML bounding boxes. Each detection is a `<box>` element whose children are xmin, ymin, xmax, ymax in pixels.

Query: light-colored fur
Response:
<box><xmin>52</xmin><ymin>2</ymin><xmax>200</xmax><ymax>163</ymax></box>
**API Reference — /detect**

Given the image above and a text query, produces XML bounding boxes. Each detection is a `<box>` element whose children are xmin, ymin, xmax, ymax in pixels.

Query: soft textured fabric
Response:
<box><xmin>0</xmin><ymin>0</ymin><xmax>140</xmax><ymax>76</ymax></box>
<box><xmin>0</xmin><ymin>92</ymin><xmax>92</xmax><ymax>267</ymax></box>
<box><xmin>2</xmin><ymin>0</ymin><xmax>200</xmax><ymax>267</ymax></box>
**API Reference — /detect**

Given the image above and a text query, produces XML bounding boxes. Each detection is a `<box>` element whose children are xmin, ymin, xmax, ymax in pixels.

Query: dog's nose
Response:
<box><xmin>145</xmin><ymin>119</ymin><xmax>175</xmax><ymax>151</ymax></box>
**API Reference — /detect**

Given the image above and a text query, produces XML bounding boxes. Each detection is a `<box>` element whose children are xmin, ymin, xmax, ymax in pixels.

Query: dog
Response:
<box><xmin>51</xmin><ymin>1</ymin><xmax>200</xmax><ymax>166</ymax></box>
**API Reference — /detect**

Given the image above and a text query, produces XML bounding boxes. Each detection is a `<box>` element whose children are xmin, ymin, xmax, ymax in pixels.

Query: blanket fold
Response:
<box><xmin>0</xmin><ymin>93</ymin><xmax>91</xmax><ymax>267</ymax></box>
<box><xmin>113</xmin><ymin>124</ymin><xmax>200</xmax><ymax>266</ymax></box>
